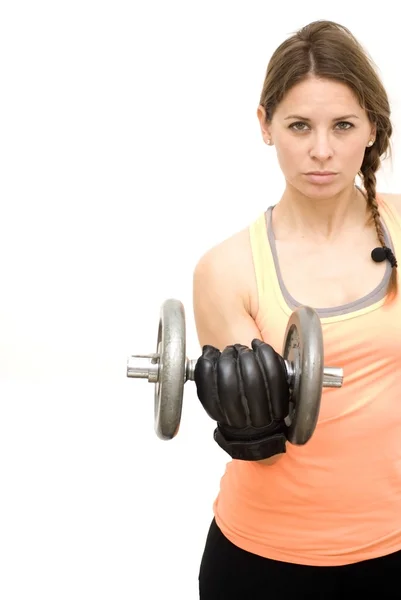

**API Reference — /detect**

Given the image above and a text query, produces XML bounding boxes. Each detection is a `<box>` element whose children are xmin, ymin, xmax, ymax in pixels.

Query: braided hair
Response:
<box><xmin>360</xmin><ymin>132</ymin><xmax>398</xmax><ymax>294</ymax></box>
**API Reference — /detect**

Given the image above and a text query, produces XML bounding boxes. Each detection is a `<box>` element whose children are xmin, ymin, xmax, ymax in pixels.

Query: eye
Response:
<box><xmin>335</xmin><ymin>121</ymin><xmax>354</xmax><ymax>130</ymax></box>
<box><xmin>288</xmin><ymin>121</ymin><xmax>309</xmax><ymax>131</ymax></box>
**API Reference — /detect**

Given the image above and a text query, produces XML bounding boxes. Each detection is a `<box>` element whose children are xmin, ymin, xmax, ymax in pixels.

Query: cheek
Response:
<box><xmin>275</xmin><ymin>142</ymin><xmax>301</xmax><ymax>173</ymax></box>
<box><xmin>342</xmin><ymin>140</ymin><xmax>369</xmax><ymax>169</ymax></box>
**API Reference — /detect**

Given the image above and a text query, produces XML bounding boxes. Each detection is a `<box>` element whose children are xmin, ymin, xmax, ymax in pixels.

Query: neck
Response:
<box><xmin>273</xmin><ymin>183</ymin><xmax>370</xmax><ymax>242</ymax></box>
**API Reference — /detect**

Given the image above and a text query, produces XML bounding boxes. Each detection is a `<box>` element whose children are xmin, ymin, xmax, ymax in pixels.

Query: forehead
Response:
<box><xmin>275</xmin><ymin>77</ymin><xmax>364</xmax><ymax>118</ymax></box>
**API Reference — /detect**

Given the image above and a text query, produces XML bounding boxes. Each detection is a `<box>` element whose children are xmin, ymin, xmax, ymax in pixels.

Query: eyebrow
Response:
<box><xmin>284</xmin><ymin>114</ymin><xmax>360</xmax><ymax>121</ymax></box>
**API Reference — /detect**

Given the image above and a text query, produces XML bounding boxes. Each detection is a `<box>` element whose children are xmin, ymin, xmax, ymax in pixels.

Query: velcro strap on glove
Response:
<box><xmin>213</xmin><ymin>428</ymin><xmax>287</xmax><ymax>461</ymax></box>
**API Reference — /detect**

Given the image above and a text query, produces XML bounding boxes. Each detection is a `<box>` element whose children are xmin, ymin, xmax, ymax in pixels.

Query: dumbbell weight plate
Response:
<box><xmin>154</xmin><ymin>299</ymin><xmax>186</xmax><ymax>440</ymax></box>
<box><xmin>283</xmin><ymin>306</ymin><xmax>324</xmax><ymax>445</ymax></box>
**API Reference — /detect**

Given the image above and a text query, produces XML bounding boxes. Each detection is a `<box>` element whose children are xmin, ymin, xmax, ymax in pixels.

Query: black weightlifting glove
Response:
<box><xmin>194</xmin><ymin>340</ymin><xmax>290</xmax><ymax>461</ymax></box>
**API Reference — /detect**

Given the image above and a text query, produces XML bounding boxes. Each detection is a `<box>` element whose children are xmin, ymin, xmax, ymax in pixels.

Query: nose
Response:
<box><xmin>309</xmin><ymin>132</ymin><xmax>334</xmax><ymax>161</ymax></box>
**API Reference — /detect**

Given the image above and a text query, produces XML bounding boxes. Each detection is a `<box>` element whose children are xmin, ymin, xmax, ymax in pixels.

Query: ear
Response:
<box><xmin>370</xmin><ymin>123</ymin><xmax>377</xmax><ymax>141</ymax></box>
<box><xmin>257</xmin><ymin>105</ymin><xmax>273</xmax><ymax>145</ymax></box>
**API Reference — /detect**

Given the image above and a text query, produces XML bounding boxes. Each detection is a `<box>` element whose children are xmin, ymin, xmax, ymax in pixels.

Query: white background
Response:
<box><xmin>1</xmin><ymin>1</ymin><xmax>400</xmax><ymax>598</ymax></box>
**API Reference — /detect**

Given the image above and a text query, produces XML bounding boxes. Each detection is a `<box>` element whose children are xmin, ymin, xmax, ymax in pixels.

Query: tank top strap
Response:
<box><xmin>249</xmin><ymin>209</ymin><xmax>291</xmax><ymax>331</ymax></box>
<box><xmin>249</xmin><ymin>210</ymin><xmax>278</xmax><ymax>306</ymax></box>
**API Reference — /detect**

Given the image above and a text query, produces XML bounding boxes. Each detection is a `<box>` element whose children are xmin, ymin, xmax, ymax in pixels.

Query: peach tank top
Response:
<box><xmin>213</xmin><ymin>194</ymin><xmax>401</xmax><ymax>566</ymax></box>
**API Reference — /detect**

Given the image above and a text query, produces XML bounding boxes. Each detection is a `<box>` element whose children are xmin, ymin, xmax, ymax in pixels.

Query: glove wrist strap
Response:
<box><xmin>213</xmin><ymin>429</ymin><xmax>287</xmax><ymax>461</ymax></box>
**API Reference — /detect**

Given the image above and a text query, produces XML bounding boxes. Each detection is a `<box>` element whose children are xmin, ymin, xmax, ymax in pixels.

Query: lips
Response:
<box><xmin>306</xmin><ymin>171</ymin><xmax>337</xmax><ymax>175</ymax></box>
<box><xmin>304</xmin><ymin>172</ymin><xmax>338</xmax><ymax>184</ymax></box>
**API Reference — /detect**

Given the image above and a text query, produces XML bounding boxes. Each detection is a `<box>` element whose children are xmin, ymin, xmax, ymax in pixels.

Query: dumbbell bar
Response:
<box><xmin>127</xmin><ymin>299</ymin><xmax>343</xmax><ymax>446</ymax></box>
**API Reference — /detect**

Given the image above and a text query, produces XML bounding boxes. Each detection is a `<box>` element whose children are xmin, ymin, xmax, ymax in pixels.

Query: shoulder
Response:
<box><xmin>192</xmin><ymin>221</ymin><xmax>262</xmax><ymax>348</ymax></box>
<box><xmin>193</xmin><ymin>225</ymin><xmax>256</xmax><ymax>304</ymax></box>
<box><xmin>377</xmin><ymin>192</ymin><xmax>401</xmax><ymax>216</ymax></box>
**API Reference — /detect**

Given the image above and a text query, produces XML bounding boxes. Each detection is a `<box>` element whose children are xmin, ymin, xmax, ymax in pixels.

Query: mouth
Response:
<box><xmin>303</xmin><ymin>171</ymin><xmax>338</xmax><ymax>184</ymax></box>
<box><xmin>305</xmin><ymin>171</ymin><xmax>337</xmax><ymax>175</ymax></box>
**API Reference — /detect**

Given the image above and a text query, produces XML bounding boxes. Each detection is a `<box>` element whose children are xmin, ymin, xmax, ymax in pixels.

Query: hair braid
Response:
<box><xmin>360</xmin><ymin>143</ymin><xmax>398</xmax><ymax>295</ymax></box>
<box><xmin>361</xmin><ymin>149</ymin><xmax>386</xmax><ymax>245</ymax></box>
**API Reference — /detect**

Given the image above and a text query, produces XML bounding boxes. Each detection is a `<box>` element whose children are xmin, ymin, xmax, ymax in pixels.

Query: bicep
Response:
<box><xmin>192</xmin><ymin>249</ymin><xmax>262</xmax><ymax>351</ymax></box>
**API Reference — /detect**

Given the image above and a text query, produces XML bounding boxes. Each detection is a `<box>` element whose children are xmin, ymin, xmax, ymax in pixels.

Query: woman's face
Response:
<box><xmin>258</xmin><ymin>76</ymin><xmax>376</xmax><ymax>198</ymax></box>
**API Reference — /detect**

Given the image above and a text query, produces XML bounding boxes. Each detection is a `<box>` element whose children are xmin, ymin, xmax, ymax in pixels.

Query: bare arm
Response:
<box><xmin>193</xmin><ymin>237</ymin><xmax>262</xmax><ymax>350</ymax></box>
<box><xmin>192</xmin><ymin>230</ymin><xmax>284</xmax><ymax>465</ymax></box>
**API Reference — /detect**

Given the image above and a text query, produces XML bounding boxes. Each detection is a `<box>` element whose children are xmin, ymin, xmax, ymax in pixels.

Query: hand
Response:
<box><xmin>194</xmin><ymin>339</ymin><xmax>290</xmax><ymax>461</ymax></box>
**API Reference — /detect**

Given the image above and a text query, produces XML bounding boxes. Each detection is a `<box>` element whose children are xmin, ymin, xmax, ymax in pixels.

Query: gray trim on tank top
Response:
<box><xmin>265</xmin><ymin>205</ymin><xmax>394</xmax><ymax>317</ymax></box>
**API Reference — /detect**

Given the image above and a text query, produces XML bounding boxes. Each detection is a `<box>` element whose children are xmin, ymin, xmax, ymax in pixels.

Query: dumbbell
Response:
<box><xmin>127</xmin><ymin>298</ymin><xmax>343</xmax><ymax>446</ymax></box>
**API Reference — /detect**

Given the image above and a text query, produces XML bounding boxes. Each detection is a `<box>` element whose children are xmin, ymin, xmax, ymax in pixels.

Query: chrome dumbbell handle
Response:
<box><xmin>127</xmin><ymin>355</ymin><xmax>196</xmax><ymax>383</ymax></box>
<box><xmin>127</xmin><ymin>354</ymin><xmax>343</xmax><ymax>388</ymax></box>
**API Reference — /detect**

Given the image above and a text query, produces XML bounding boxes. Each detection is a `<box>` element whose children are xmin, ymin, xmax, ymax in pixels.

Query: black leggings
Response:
<box><xmin>199</xmin><ymin>518</ymin><xmax>401</xmax><ymax>599</ymax></box>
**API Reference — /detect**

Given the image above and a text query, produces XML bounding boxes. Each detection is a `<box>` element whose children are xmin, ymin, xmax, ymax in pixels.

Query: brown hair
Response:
<box><xmin>259</xmin><ymin>20</ymin><xmax>397</xmax><ymax>296</ymax></box>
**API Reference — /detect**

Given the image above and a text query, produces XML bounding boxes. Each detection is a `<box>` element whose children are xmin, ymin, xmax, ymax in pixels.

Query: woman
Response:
<box><xmin>193</xmin><ymin>20</ymin><xmax>401</xmax><ymax>598</ymax></box>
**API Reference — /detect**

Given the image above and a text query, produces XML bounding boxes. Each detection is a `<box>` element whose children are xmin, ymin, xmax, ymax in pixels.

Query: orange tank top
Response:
<box><xmin>213</xmin><ymin>194</ymin><xmax>401</xmax><ymax>566</ymax></box>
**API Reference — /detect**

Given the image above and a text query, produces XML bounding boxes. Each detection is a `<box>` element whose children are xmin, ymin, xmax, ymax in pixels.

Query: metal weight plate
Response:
<box><xmin>154</xmin><ymin>299</ymin><xmax>186</xmax><ymax>440</ymax></box>
<box><xmin>282</xmin><ymin>306</ymin><xmax>324</xmax><ymax>445</ymax></box>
